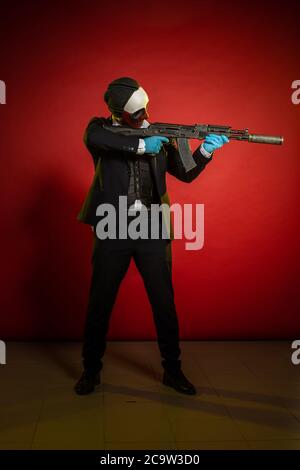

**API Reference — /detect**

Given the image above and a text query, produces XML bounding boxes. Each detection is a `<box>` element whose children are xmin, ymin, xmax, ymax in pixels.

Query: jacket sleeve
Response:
<box><xmin>84</xmin><ymin>117</ymin><xmax>140</xmax><ymax>155</ymax></box>
<box><xmin>166</xmin><ymin>138</ymin><xmax>213</xmax><ymax>183</ymax></box>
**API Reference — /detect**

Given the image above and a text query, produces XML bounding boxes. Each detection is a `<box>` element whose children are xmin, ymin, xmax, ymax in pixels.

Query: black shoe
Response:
<box><xmin>74</xmin><ymin>371</ymin><xmax>101</xmax><ymax>395</ymax></box>
<box><xmin>163</xmin><ymin>369</ymin><xmax>196</xmax><ymax>395</ymax></box>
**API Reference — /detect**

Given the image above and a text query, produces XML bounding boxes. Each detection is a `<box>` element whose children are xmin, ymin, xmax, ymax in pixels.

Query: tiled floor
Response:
<box><xmin>0</xmin><ymin>341</ymin><xmax>300</xmax><ymax>450</ymax></box>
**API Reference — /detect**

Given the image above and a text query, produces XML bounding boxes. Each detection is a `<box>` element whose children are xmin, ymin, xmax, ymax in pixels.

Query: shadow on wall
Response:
<box><xmin>21</xmin><ymin>170</ymin><xmax>92</xmax><ymax>340</ymax></box>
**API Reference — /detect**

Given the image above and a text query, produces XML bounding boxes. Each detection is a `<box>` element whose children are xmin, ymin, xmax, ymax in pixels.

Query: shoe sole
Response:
<box><xmin>74</xmin><ymin>375</ymin><xmax>101</xmax><ymax>395</ymax></box>
<box><xmin>162</xmin><ymin>377</ymin><xmax>196</xmax><ymax>395</ymax></box>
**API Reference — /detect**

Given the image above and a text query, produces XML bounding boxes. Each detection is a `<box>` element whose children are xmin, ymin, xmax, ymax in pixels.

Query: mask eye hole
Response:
<box><xmin>131</xmin><ymin>108</ymin><xmax>145</xmax><ymax>121</ymax></box>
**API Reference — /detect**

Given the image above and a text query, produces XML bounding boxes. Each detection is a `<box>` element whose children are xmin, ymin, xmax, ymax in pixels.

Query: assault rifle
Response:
<box><xmin>103</xmin><ymin>122</ymin><xmax>284</xmax><ymax>172</ymax></box>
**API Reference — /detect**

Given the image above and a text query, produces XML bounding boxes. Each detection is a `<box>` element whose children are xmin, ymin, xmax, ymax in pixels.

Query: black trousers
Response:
<box><xmin>81</xmin><ymin>217</ymin><xmax>181</xmax><ymax>374</ymax></box>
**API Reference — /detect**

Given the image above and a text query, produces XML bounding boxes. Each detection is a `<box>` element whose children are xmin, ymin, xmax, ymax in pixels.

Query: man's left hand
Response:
<box><xmin>202</xmin><ymin>134</ymin><xmax>230</xmax><ymax>154</ymax></box>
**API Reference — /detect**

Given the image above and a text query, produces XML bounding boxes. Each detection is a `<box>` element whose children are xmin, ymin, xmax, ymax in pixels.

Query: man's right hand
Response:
<box><xmin>144</xmin><ymin>136</ymin><xmax>169</xmax><ymax>154</ymax></box>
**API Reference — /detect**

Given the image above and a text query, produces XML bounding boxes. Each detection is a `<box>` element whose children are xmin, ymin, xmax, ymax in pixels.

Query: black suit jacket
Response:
<box><xmin>77</xmin><ymin>116</ymin><xmax>212</xmax><ymax>227</ymax></box>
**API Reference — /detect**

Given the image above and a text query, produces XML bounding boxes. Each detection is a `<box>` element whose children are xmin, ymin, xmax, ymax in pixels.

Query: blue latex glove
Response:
<box><xmin>144</xmin><ymin>136</ymin><xmax>169</xmax><ymax>154</ymax></box>
<box><xmin>202</xmin><ymin>134</ymin><xmax>229</xmax><ymax>154</ymax></box>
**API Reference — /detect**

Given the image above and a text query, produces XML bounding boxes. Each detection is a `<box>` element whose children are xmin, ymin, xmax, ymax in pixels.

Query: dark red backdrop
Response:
<box><xmin>0</xmin><ymin>0</ymin><xmax>299</xmax><ymax>340</ymax></box>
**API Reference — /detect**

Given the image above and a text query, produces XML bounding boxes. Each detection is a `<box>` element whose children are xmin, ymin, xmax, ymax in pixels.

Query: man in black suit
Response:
<box><xmin>75</xmin><ymin>77</ymin><xmax>229</xmax><ymax>395</ymax></box>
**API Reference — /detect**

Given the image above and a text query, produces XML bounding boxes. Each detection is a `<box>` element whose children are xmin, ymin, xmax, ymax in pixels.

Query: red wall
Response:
<box><xmin>0</xmin><ymin>0</ymin><xmax>299</xmax><ymax>340</ymax></box>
